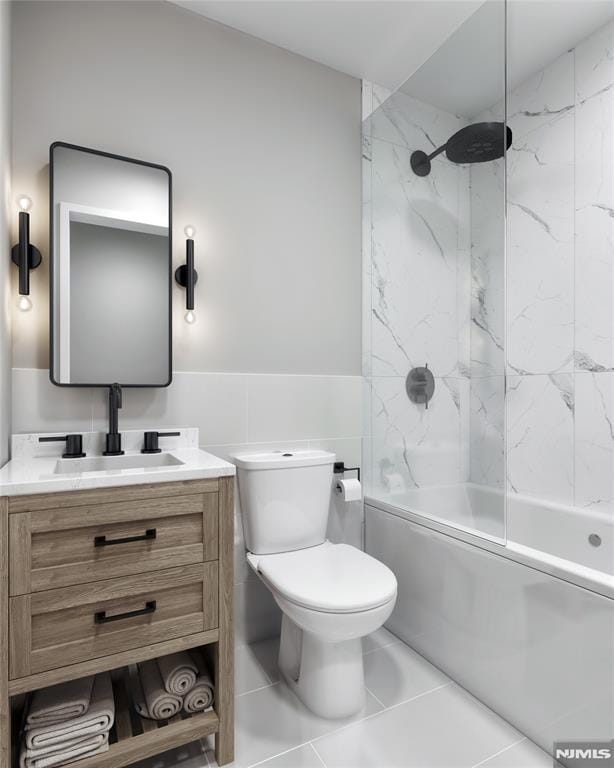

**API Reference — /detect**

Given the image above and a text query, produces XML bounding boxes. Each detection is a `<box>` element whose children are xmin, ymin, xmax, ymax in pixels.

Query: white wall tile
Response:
<box><xmin>575</xmin><ymin>372</ymin><xmax>614</xmax><ymax>513</ymax></box>
<box><xmin>246</xmin><ymin>375</ymin><xmax>362</xmax><ymax>443</ymax></box>
<box><xmin>470</xmin><ymin>376</ymin><xmax>504</xmax><ymax>488</ymax></box>
<box><xmin>574</xmin><ymin>36</ymin><xmax>614</xmax><ymax>372</ymax></box>
<box><xmin>506</xmin><ymin>374</ymin><xmax>574</xmax><ymax>503</ymax></box>
<box><xmin>91</xmin><ymin>371</ymin><xmax>249</xmax><ymax>446</ymax></box>
<box><xmin>369</xmin><ymin>376</ymin><xmax>464</xmax><ymax>493</ymax></box>
<box><xmin>506</xmin><ymin>113</ymin><xmax>574</xmax><ymax>375</ymax></box>
<box><xmin>370</xmin><ymin>136</ymin><xmax>468</xmax><ymax>379</ymax></box>
<box><xmin>507</xmin><ymin>50</ymin><xmax>574</xmax><ymax>140</ymax></box>
<box><xmin>12</xmin><ymin>368</ymin><xmax>94</xmax><ymax>433</ymax></box>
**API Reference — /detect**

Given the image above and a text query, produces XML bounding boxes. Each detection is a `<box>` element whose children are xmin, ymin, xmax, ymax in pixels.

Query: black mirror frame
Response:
<box><xmin>48</xmin><ymin>141</ymin><xmax>173</xmax><ymax>389</ymax></box>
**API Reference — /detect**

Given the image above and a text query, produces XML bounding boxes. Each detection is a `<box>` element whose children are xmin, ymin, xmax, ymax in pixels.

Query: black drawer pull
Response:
<box><xmin>95</xmin><ymin>600</ymin><xmax>157</xmax><ymax>624</ymax></box>
<box><xmin>94</xmin><ymin>529</ymin><xmax>157</xmax><ymax>547</ymax></box>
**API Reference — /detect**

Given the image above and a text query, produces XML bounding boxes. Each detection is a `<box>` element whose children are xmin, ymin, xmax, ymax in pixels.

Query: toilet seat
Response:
<box><xmin>248</xmin><ymin>542</ymin><xmax>397</xmax><ymax>614</ymax></box>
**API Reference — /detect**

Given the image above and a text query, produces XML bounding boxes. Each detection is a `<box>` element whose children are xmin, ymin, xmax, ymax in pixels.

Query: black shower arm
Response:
<box><xmin>424</xmin><ymin>143</ymin><xmax>447</xmax><ymax>162</ymax></box>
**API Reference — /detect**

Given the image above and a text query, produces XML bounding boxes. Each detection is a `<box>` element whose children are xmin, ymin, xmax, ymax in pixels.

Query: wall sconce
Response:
<box><xmin>175</xmin><ymin>225</ymin><xmax>198</xmax><ymax>324</ymax></box>
<box><xmin>11</xmin><ymin>195</ymin><xmax>42</xmax><ymax>311</ymax></box>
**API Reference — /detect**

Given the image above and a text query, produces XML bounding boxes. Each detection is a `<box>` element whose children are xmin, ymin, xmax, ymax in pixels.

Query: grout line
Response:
<box><xmin>362</xmin><ymin>638</ymin><xmax>402</xmax><ymax>655</ymax></box>
<box><xmin>246</xmin><ymin>740</ymin><xmax>315</xmax><ymax>768</ymax></box>
<box><xmin>308</xmin><ymin>681</ymin><xmax>453</xmax><ymax>749</ymax></box>
<box><xmin>236</xmin><ymin>680</ymin><xmax>279</xmax><ymax>699</ymax></box>
<box><xmin>470</xmin><ymin>736</ymin><xmax>528</xmax><ymax>768</ymax></box>
<box><xmin>364</xmin><ymin>685</ymin><xmax>386</xmax><ymax>709</ymax></box>
<box><xmin>309</xmin><ymin>742</ymin><xmax>328</xmax><ymax>768</ymax></box>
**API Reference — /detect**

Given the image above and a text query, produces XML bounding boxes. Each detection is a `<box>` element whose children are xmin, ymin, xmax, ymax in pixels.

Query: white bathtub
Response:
<box><xmin>365</xmin><ymin>500</ymin><xmax>614</xmax><ymax>756</ymax></box>
<box><xmin>368</xmin><ymin>483</ymin><xmax>614</xmax><ymax>595</ymax></box>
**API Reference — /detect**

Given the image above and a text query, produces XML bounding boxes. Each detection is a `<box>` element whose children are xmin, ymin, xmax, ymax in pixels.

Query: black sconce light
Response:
<box><xmin>175</xmin><ymin>225</ymin><xmax>198</xmax><ymax>324</ymax></box>
<box><xmin>11</xmin><ymin>195</ymin><xmax>42</xmax><ymax>312</ymax></box>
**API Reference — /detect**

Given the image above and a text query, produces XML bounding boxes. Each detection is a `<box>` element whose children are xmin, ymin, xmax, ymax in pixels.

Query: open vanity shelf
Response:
<box><xmin>0</xmin><ymin>475</ymin><xmax>234</xmax><ymax>768</ymax></box>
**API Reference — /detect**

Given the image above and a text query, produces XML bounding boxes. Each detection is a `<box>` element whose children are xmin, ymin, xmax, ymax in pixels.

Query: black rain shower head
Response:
<box><xmin>410</xmin><ymin>122</ymin><xmax>512</xmax><ymax>177</ymax></box>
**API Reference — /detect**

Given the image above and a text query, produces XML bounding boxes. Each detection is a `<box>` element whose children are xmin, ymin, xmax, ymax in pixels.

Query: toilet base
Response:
<box><xmin>278</xmin><ymin>614</ymin><xmax>366</xmax><ymax>719</ymax></box>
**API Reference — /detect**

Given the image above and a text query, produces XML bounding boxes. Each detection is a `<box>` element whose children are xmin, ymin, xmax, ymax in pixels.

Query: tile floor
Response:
<box><xmin>138</xmin><ymin>630</ymin><xmax>554</xmax><ymax>768</ymax></box>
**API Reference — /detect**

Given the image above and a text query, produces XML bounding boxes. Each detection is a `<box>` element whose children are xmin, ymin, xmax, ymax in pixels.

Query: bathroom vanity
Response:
<box><xmin>0</xmin><ymin>434</ymin><xmax>235</xmax><ymax>768</ymax></box>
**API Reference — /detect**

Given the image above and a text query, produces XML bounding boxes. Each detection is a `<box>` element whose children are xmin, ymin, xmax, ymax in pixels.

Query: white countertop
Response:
<box><xmin>0</xmin><ymin>429</ymin><xmax>235</xmax><ymax>497</ymax></box>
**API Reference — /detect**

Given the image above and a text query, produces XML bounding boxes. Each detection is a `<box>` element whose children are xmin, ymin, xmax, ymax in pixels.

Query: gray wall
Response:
<box><xmin>0</xmin><ymin>1</ymin><xmax>11</xmax><ymax>464</ymax></box>
<box><xmin>11</xmin><ymin>0</ymin><xmax>362</xmax><ymax>375</ymax></box>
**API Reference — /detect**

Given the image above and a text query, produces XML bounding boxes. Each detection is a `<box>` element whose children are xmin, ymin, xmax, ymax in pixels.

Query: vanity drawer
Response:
<box><xmin>9</xmin><ymin>493</ymin><xmax>219</xmax><ymax>595</ymax></box>
<box><xmin>9</xmin><ymin>562</ymin><xmax>218</xmax><ymax>679</ymax></box>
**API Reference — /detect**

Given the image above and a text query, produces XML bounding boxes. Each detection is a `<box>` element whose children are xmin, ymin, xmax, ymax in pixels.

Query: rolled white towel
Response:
<box><xmin>25</xmin><ymin>674</ymin><xmax>114</xmax><ymax>751</ymax></box>
<box><xmin>20</xmin><ymin>733</ymin><xmax>109</xmax><ymax>768</ymax></box>
<box><xmin>156</xmin><ymin>652</ymin><xmax>198</xmax><ymax>696</ymax></box>
<box><xmin>135</xmin><ymin>660</ymin><xmax>182</xmax><ymax>720</ymax></box>
<box><xmin>183</xmin><ymin>651</ymin><xmax>214</xmax><ymax>714</ymax></box>
<box><xmin>26</xmin><ymin>676</ymin><xmax>94</xmax><ymax>727</ymax></box>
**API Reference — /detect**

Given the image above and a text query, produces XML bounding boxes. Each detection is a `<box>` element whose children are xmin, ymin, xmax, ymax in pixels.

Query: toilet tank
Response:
<box><xmin>231</xmin><ymin>450</ymin><xmax>335</xmax><ymax>555</ymax></box>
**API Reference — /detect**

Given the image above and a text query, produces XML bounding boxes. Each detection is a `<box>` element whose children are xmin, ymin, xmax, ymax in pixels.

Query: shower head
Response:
<box><xmin>410</xmin><ymin>122</ymin><xmax>512</xmax><ymax>177</ymax></box>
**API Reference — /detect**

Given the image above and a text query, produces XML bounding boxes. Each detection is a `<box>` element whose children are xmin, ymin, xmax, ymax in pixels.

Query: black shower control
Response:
<box><xmin>39</xmin><ymin>433</ymin><xmax>86</xmax><ymax>459</ymax></box>
<box><xmin>142</xmin><ymin>430</ymin><xmax>181</xmax><ymax>454</ymax></box>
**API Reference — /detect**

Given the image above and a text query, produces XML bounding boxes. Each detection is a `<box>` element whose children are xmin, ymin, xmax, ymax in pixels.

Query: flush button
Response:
<box><xmin>588</xmin><ymin>533</ymin><xmax>602</xmax><ymax>547</ymax></box>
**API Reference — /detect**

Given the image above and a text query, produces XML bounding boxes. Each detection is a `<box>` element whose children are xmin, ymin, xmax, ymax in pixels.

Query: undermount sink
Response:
<box><xmin>53</xmin><ymin>452</ymin><xmax>185</xmax><ymax>474</ymax></box>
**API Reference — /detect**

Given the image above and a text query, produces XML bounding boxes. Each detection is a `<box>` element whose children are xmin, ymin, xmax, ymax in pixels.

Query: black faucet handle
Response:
<box><xmin>142</xmin><ymin>431</ymin><xmax>181</xmax><ymax>454</ymax></box>
<box><xmin>39</xmin><ymin>433</ymin><xmax>86</xmax><ymax>459</ymax></box>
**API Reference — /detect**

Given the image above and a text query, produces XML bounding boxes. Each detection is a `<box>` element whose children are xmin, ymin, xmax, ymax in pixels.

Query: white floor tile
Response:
<box><xmin>236</xmin><ymin>642</ymin><xmax>276</xmax><ymax>696</ymax></box>
<box><xmin>363</xmin><ymin>641</ymin><xmax>451</xmax><ymax>707</ymax></box>
<box><xmin>312</xmin><ymin>684</ymin><xmax>523</xmax><ymax>768</ymax></box>
<box><xmin>255</xmin><ymin>744</ymin><xmax>325</xmax><ymax>768</ymax></box>
<box><xmin>362</xmin><ymin>627</ymin><xmax>401</xmax><ymax>655</ymax></box>
<box><xmin>235</xmin><ymin>681</ymin><xmax>382</xmax><ymax>767</ymax></box>
<box><xmin>475</xmin><ymin>739</ymin><xmax>555</xmax><ymax>768</ymax></box>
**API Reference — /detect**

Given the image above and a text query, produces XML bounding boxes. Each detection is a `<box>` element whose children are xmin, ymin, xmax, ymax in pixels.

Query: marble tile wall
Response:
<box><xmin>364</xmin><ymin>18</ymin><xmax>614</xmax><ymax>520</ymax></box>
<box><xmin>363</xmin><ymin>87</ymin><xmax>473</xmax><ymax>497</ymax></box>
<box><xmin>11</xmin><ymin>366</ymin><xmax>364</xmax><ymax>644</ymax></box>
<box><xmin>504</xmin><ymin>21</ymin><xmax>614</xmax><ymax>512</ymax></box>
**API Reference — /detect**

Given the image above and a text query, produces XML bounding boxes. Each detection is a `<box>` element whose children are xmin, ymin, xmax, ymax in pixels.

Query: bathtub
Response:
<box><xmin>369</xmin><ymin>483</ymin><xmax>614</xmax><ymax>595</ymax></box>
<box><xmin>365</xmin><ymin>494</ymin><xmax>614</xmax><ymax>756</ymax></box>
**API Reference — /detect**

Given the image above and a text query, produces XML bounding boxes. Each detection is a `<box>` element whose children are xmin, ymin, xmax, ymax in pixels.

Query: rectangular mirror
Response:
<box><xmin>50</xmin><ymin>142</ymin><xmax>172</xmax><ymax>387</ymax></box>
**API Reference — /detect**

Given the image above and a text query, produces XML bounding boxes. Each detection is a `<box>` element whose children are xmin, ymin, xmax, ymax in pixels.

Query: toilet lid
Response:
<box><xmin>255</xmin><ymin>543</ymin><xmax>397</xmax><ymax>614</ymax></box>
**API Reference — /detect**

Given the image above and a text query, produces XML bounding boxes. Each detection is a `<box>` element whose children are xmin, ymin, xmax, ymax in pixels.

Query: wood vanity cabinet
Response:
<box><xmin>0</xmin><ymin>476</ymin><xmax>234</xmax><ymax>768</ymax></box>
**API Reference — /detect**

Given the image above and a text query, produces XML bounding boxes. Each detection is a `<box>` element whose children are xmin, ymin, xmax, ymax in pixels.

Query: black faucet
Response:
<box><xmin>103</xmin><ymin>383</ymin><xmax>124</xmax><ymax>456</ymax></box>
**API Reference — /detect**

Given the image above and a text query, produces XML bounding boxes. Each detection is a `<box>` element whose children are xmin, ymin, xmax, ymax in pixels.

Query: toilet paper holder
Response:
<box><xmin>333</xmin><ymin>461</ymin><xmax>360</xmax><ymax>482</ymax></box>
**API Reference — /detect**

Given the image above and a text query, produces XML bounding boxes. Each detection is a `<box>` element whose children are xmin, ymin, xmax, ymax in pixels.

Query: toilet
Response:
<box><xmin>231</xmin><ymin>449</ymin><xmax>397</xmax><ymax>719</ymax></box>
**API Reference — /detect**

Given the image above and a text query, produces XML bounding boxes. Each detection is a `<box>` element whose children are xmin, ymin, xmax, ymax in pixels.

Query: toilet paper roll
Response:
<box><xmin>335</xmin><ymin>478</ymin><xmax>362</xmax><ymax>502</ymax></box>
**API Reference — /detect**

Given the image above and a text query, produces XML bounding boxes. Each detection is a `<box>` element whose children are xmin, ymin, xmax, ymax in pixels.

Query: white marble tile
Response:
<box><xmin>574</xmin><ymin>372</ymin><xmax>614</xmax><ymax>514</ymax></box>
<box><xmin>506</xmin><ymin>113</ymin><xmax>574</xmax><ymax>375</ymax></box>
<box><xmin>312</xmin><ymin>684</ymin><xmax>523</xmax><ymax>768</ymax></box>
<box><xmin>575</xmin><ymin>19</ymin><xmax>614</xmax><ymax>104</ymax></box>
<box><xmin>246</xmin><ymin>375</ymin><xmax>362</xmax><ymax>443</ymax></box>
<box><xmin>470</xmin><ymin>159</ymin><xmax>505</xmax><ymax>377</ymax></box>
<box><xmin>370</xmin><ymin>137</ymin><xmax>468</xmax><ymax>378</ymax></box>
<box><xmin>506</xmin><ymin>374</ymin><xmax>574</xmax><ymax>504</ymax></box>
<box><xmin>371</xmin><ymin>89</ymin><xmax>463</xmax><ymax>152</ymax></box>
<box><xmin>470</xmin><ymin>376</ymin><xmax>505</xmax><ymax>489</ymax></box>
<box><xmin>507</xmin><ymin>50</ymin><xmax>574</xmax><ymax>140</ymax></box>
<box><xmin>574</xmin><ymin>54</ymin><xmax>614</xmax><ymax>372</ymax></box>
<box><xmin>369</xmin><ymin>376</ymin><xmax>464</xmax><ymax>493</ymax></box>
